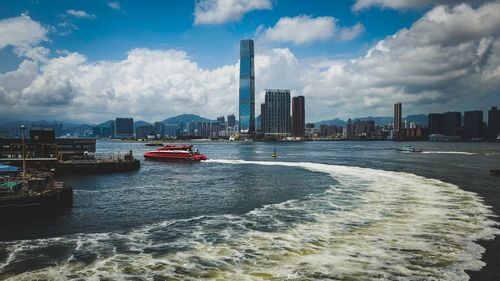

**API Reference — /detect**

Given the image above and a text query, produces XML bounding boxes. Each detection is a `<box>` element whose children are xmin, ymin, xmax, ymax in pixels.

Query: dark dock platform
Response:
<box><xmin>56</xmin><ymin>159</ymin><xmax>140</xmax><ymax>174</ymax></box>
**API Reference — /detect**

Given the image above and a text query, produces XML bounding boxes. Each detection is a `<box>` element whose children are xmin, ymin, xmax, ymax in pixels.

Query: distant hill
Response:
<box><xmin>97</xmin><ymin>120</ymin><xmax>114</xmax><ymax>128</ymax></box>
<box><xmin>162</xmin><ymin>114</ymin><xmax>211</xmax><ymax>124</ymax></box>
<box><xmin>134</xmin><ymin>121</ymin><xmax>152</xmax><ymax>129</ymax></box>
<box><xmin>314</xmin><ymin>118</ymin><xmax>347</xmax><ymax>127</ymax></box>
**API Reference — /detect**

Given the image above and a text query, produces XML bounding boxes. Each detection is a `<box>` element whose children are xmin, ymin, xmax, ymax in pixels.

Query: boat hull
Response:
<box><xmin>0</xmin><ymin>186</ymin><xmax>73</xmax><ymax>221</ymax></box>
<box><xmin>144</xmin><ymin>153</ymin><xmax>207</xmax><ymax>162</ymax></box>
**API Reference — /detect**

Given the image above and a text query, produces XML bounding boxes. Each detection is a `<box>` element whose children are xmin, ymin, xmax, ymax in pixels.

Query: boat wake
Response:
<box><xmin>0</xmin><ymin>160</ymin><xmax>498</xmax><ymax>280</ymax></box>
<box><xmin>422</xmin><ymin>151</ymin><xmax>478</xmax><ymax>155</ymax></box>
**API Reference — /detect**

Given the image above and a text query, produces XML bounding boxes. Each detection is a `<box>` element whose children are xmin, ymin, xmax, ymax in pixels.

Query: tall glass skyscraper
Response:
<box><xmin>239</xmin><ymin>39</ymin><xmax>255</xmax><ymax>134</ymax></box>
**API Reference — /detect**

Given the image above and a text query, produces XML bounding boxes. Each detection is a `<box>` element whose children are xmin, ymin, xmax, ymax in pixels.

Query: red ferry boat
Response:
<box><xmin>144</xmin><ymin>144</ymin><xmax>208</xmax><ymax>161</ymax></box>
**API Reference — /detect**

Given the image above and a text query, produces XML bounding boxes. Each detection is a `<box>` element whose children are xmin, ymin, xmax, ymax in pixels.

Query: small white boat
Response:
<box><xmin>397</xmin><ymin>145</ymin><xmax>423</xmax><ymax>153</ymax></box>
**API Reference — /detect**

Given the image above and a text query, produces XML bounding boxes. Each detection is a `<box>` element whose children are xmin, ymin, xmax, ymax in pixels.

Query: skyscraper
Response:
<box><xmin>260</xmin><ymin>103</ymin><xmax>267</xmax><ymax>133</ymax></box>
<box><xmin>463</xmin><ymin>110</ymin><xmax>483</xmax><ymax>140</ymax></box>
<box><xmin>428</xmin><ymin>113</ymin><xmax>444</xmax><ymax>135</ymax></box>
<box><xmin>263</xmin><ymin>89</ymin><xmax>291</xmax><ymax>135</ymax></box>
<box><xmin>443</xmin><ymin>112</ymin><xmax>461</xmax><ymax>136</ymax></box>
<box><xmin>115</xmin><ymin>118</ymin><xmax>133</xmax><ymax>139</ymax></box>
<box><xmin>292</xmin><ymin>96</ymin><xmax>305</xmax><ymax>137</ymax></box>
<box><xmin>487</xmin><ymin>106</ymin><xmax>500</xmax><ymax>140</ymax></box>
<box><xmin>239</xmin><ymin>39</ymin><xmax>255</xmax><ymax>134</ymax></box>
<box><xmin>227</xmin><ymin>114</ymin><xmax>236</xmax><ymax>128</ymax></box>
<box><xmin>394</xmin><ymin>102</ymin><xmax>402</xmax><ymax>132</ymax></box>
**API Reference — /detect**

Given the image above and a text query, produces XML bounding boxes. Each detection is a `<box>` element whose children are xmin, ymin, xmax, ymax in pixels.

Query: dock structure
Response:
<box><xmin>1</xmin><ymin>128</ymin><xmax>140</xmax><ymax>174</ymax></box>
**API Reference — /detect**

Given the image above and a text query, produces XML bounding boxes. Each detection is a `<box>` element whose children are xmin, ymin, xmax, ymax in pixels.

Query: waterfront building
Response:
<box><xmin>463</xmin><ymin>110</ymin><xmax>483</xmax><ymax>140</ymax></box>
<box><xmin>346</xmin><ymin>119</ymin><xmax>353</xmax><ymax>139</ymax></box>
<box><xmin>239</xmin><ymin>39</ymin><xmax>255</xmax><ymax>134</ymax></box>
<box><xmin>115</xmin><ymin>118</ymin><xmax>134</xmax><ymax>139</ymax></box>
<box><xmin>306</xmin><ymin>123</ymin><xmax>315</xmax><ymax>129</ymax></box>
<box><xmin>353</xmin><ymin>120</ymin><xmax>375</xmax><ymax>139</ymax></box>
<box><xmin>217</xmin><ymin>116</ymin><xmax>225</xmax><ymax>125</ymax></box>
<box><xmin>164</xmin><ymin>124</ymin><xmax>179</xmax><ymax>137</ymax></box>
<box><xmin>263</xmin><ymin>89</ymin><xmax>291</xmax><ymax>136</ymax></box>
<box><xmin>443</xmin><ymin>112</ymin><xmax>461</xmax><ymax>136</ymax></box>
<box><xmin>292</xmin><ymin>96</ymin><xmax>305</xmax><ymax>137</ymax></box>
<box><xmin>135</xmin><ymin>125</ymin><xmax>155</xmax><ymax>139</ymax></box>
<box><xmin>227</xmin><ymin>114</ymin><xmax>236</xmax><ymax>128</ymax></box>
<box><xmin>0</xmin><ymin>128</ymin><xmax>96</xmax><ymax>160</ymax></box>
<box><xmin>154</xmin><ymin>122</ymin><xmax>165</xmax><ymax>138</ymax></box>
<box><xmin>320</xmin><ymin>124</ymin><xmax>342</xmax><ymax>138</ymax></box>
<box><xmin>487</xmin><ymin>106</ymin><xmax>500</xmax><ymax>140</ymax></box>
<box><xmin>260</xmin><ymin>103</ymin><xmax>267</xmax><ymax>134</ymax></box>
<box><xmin>394</xmin><ymin>102</ymin><xmax>402</xmax><ymax>132</ymax></box>
<box><xmin>428</xmin><ymin>113</ymin><xmax>444</xmax><ymax>135</ymax></box>
<box><xmin>92</xmin><ymin>127</ymin><xmax>112</xmax><ymax>138</ymax></box>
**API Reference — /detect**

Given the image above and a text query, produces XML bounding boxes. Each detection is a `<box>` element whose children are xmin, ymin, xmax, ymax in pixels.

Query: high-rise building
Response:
<box><xmin>353</xmin><ymin>120</ymin><xmax>375</xmax><ymax>138</ymax></box>
<box><xmin>443</xmin><ymin>112</ymin><xmax>461</xmax><ymax>136</ymax></box>
<box><xmin>320</xmin><ymin>124</ymin><xmax>342</xmax><ymax>138</ymax></box>
<box><xmin>347</xmin><ymin>119</ymin><xmax>353</xmax><ymax>139</ymax></box>
<box><xmin>263</xmin><ymin>89</ymin><xmax>291</xmax><ymax>135</ymax></box>
<box><xmin>227</xmin><ymin>114</ymin><xmax>236</xmax><ymax>128</ymax></box>
<box><xmin>428</xmin><ymin>113</ymin><xmax>444</xmax><ymax>135</ymax></box>
<box><xmin>154</xmin><ymin>122</ymin><xmax>165</xmax><ymax>138</ymax></box>
<box><xmin>394</xmin><ymin>102</ymin><xmax>402</xmax><ymax>132</ymax></box>
<box><xmin>463</xmin><ymin>110</ymin><xmax>483</xmax><ymax>140</ymax></box>
<box><xmin>239</xmin><ymin>39</ymin><xmax>255</xmax><ymax>134</ymax></box>
<box><xmin>260</xmin><ymin>103</ymin><xmax>267</xmax><ymax>133</ymax></box>
<box><xmin>115</xmin><ymin>118</ymin><xmax>133</xmax><ymax>138</ymax></box>
<box><xmin>217</xmin><ymin>116</ymin><xmax>225</xmax><ymax>125</ymax></box>
<box><xmin>487</xmin><ymin>106</ymin><xmax>500</xmax><ymax>140</ymax></box>
<box><xmin>135</xmin><ymin>125</ymin><xmax>155</xmax><ymax>139</ymax></box>
<box><xmin>292</xmin><ymin>96</ymin><xmax>305</xmax><ymax>137</ymax></box>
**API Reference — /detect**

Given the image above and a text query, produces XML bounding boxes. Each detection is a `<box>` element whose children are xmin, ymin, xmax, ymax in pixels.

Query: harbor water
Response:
<box><xmin>1</xmin><ymin>140</ymin><xmax>499</xmax><ymax>280</ymax></box>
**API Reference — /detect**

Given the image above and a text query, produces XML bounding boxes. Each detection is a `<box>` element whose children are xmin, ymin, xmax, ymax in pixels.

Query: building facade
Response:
<box><xmin>487</xmin><ymin>106</ymin><xmax>500</xmax><ymax>140</ymax></box>
<box><xmin>428</xmin><ymin>113</ymin><xmax>445</xmax><ymax>135</ymax></box>
<box><xmin>239</xmin><ymin>39</ymin><xmax>255</xmax><ymax>134</ymax></box>
<box><xmin>463</xmin><ymin>110</ymin><xmax>483</xmax><ymax>140</ymax></box>
<box><xmin>292</xmin><ymin>96</ymin><xmax>305</xmax><ymax>137</ymax></box>
<box><xmin>443</xmin><ymin>112</ymin><xmax>461</xmax><ymax>136</ymax></box>
<box><xmin>135</xmin><ymin>125</ymin><xmax>155</xmax><ymax>139</ymax></box>
<box><xmin>227</xmin><ymin>114</ymin><xmax>236</xmax><ymax>128</ymax></box>
<box><xmin>263</xmin><ymin>89</ymin><xmax>291</xmax><ymax>135</ymax></box>
<box><xmin>115</xmin><ymin>118</ymin><xmax>134</xmax><ymax>139</ymax></box>
<box><xmin>394</xmin><ymin>102</ymin><xmax>402</xmax><ymax>132</ymax></box>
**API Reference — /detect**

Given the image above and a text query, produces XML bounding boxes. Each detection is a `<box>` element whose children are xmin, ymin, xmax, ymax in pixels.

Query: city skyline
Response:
<box><xmin>0</xmin><ymin>1</ymin><xmax>499</xmax><ymax>123</ymax></box>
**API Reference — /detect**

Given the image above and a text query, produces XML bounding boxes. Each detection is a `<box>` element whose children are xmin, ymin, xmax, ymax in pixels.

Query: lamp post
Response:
<box><xmin>20</xmin><ymin>125</ymin><xmax>26</xmax><ymax>179</ymax></box>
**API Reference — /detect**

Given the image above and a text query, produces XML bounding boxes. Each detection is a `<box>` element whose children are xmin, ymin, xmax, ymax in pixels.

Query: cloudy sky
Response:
<box><xmin>0</xmin><ymin>0</ymin><xmax>499</xmax><ymax>124</ymax></box>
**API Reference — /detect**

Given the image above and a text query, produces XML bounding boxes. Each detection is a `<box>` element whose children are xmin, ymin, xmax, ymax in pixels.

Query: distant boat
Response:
<box><xmin>491</xmin><ymin>169</ymin><xmax>500</xmax><ymax>176</ymax></box>
<box><xmin>397</xmin><ymin>145</ymin><xmax>423</xmax><ymax>153</ymax></box>
<box><xmin>272</xmin><ymin>148</ymin><xmax>277</xmax><ymax>158</ymax></box>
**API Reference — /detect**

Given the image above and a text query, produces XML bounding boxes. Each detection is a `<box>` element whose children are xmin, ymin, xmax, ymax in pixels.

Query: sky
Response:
<box><xmin>0</xmin><ymin>0</ymin><xmax>499</xmax><ymax>124</ymax></box>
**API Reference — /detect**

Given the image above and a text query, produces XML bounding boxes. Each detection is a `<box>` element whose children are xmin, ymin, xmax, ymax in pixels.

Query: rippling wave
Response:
<box><xmin>1</xmin><ymin>160</ymin><xmax>498</xmax><ymax>280</ymax></box>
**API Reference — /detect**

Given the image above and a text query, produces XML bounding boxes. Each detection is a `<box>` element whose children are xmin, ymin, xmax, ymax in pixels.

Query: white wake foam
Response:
<box><xmin>422</xmin><ymin>151</ymin><xmax>478</xmax><ymax>155</ymax></box>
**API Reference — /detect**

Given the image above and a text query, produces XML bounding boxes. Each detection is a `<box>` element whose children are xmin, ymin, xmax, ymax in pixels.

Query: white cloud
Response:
<box><xmin>259</xmin><ymin>16</ymin><xmax>364</xmax><ymax>45</ymax></box>
<box><xmin>0</xmin><ymin>14</ymin><xmax>47</xmax><ymax>51</ymax></box>
<box><xmin>260</xmin><ymin>15</ymin><xmax>336</xmax><ymax>45</ymax></box>
<box><xmin>66</xmin><ymin>9</ymin><xmax>97</xmax><ymax>20</ymax></box>
<box><xmin>0</xmin><ymin>14</ymin><xmax>49</xmax><ymax>62</ymax></box>
<box><xmin>194</xmin><ymin>0</ymin><xmax>271</xmax><ymax>25</ymax></box>
<box><xmin>108</xmin><ymin>1</ymin><xmax>121</xmax><ymax>11</ymax></box>
<box><xmin>352</xmin><ymin>0</ymin><xmax>490</xmax><ymax>11</ymax></box>
<box><xmin>337</xmin><ymin>23</ymin><xmax>365</xmax><ymax>41</ymax></box>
